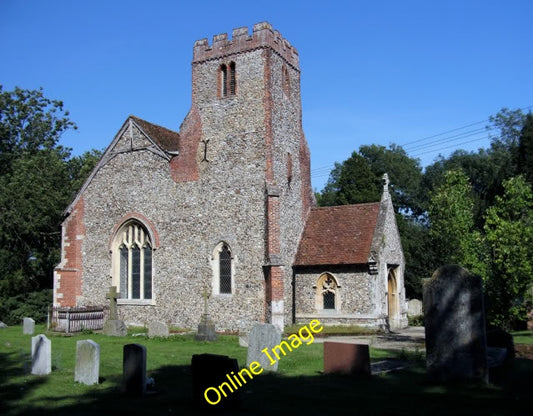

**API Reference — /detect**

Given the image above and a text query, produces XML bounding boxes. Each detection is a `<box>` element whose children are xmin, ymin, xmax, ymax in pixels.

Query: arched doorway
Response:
<box><xmin>387</xmin><ymin>267</ymin><xmax>399</xmax><ymax>329</ymax></box>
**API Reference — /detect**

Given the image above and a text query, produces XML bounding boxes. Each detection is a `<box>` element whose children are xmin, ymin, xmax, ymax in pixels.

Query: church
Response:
<box><xmin>53</xmin><ymin>22</ymin><xmax>408</xmax><ymax>332</ymax></box>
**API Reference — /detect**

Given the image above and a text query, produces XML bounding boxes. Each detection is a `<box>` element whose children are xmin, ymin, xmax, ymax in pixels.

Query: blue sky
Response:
<box><xmin>2</xmin><ymin>0</ymin><xmax>532</xmax><ymax>191</ymax></box>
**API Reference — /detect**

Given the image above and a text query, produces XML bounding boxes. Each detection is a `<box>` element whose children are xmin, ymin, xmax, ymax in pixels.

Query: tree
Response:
<box><xmin>517</xmin><ymin>114</ymin><xmax>533</xmax><ymax>184</ymax></box>
<box><xmin>484</xmin><ymin>175</ymin><xmax>533</xmax><ymax>329</ymax></box>
<box><xmin>428</xmin><ymin>169</ymin><xmax>487</xmax><ymax>277</ymax></box>
<box><xmin>0</xmin><ymin>86</ymin><xmax>83</xmax><ymax>323</ymax></box>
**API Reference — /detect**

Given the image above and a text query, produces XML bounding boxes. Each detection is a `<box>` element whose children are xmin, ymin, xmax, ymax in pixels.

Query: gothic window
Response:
<box><xmin>316</xmin><ymin>273</ymin><xmax>339</xmax><ymax>311</ymax></box>
<box><xmin>219</xmin><ymin>62</ymin><xmax>236</xmax><ymax>98</ymax></box>
<box><xmin>113</xmin><ymin>221</ymin><xmax>153</xmax><ymax>300</ymax></box>
<box><xmin>212</xmin><ymin>242</ymin><xmax>234</xmax><ymax>295</ymax></box>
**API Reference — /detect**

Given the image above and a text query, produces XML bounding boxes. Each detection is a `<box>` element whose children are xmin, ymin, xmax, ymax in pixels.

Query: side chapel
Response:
<box><xmin>54</xmin><ymin>22</ymin><xmax>408</xmax><ymax>331</ymax></box>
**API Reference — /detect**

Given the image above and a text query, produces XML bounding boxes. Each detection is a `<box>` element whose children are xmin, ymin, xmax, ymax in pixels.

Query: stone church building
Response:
<box><xmin>53</xmin><ymin>22</ymin><xmax>408</xmax><ymax>331</ymax></box>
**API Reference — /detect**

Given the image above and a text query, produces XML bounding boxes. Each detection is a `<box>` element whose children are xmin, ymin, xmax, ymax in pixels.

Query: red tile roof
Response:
<box><xmin>130</xmin><ymin>115</ymin><xmax>180</xmax><ymax>152</ymax></box>
<box><xmin>294</xmin><ymin>203</ymin><xmax>380</xmax><ymax>266</ymax></box>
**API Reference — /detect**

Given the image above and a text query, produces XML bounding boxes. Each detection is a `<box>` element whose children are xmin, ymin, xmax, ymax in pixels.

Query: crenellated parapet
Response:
<box><xmin>193</xmin><ymin>22</ymin><xmax>299</xmax><ymax>69</ymax></box>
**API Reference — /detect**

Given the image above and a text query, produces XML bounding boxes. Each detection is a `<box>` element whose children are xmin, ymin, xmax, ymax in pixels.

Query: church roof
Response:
<box><xmin>294</xmin><ymin>203</ymin><xmax>381</xmax><ymax>266</ymax></box>
<box><xmin>130</xmin><ymin>115</ymin><xmax>180</xmax><ymax>152</ymax></box>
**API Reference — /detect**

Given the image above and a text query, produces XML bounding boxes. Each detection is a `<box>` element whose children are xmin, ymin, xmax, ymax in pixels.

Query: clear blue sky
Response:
<box><xmin>2</xmin><ymin>0</ymin><xmax>532</xmax><ymax>190</ymax></box>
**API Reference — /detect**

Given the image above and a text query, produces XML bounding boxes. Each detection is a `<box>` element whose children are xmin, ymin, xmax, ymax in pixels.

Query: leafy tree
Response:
<box><xmin>0</xmin><ymin>86</ymin><xmax>97</xmax><ymax>324</ymax></box>
<box><xmin>428</xmin><ymin>169</ymin><xmax>487</xmax><ymax>277</ymax></box>
<box><xmin>517</xmin><ymin>114</ymin><xmax>533</xmax><ymax>184</ymax></box>
<box><xmin>318</xmin><ymin>151</ymin><xmax>381</xmax><ymax>206</ymax></box>
<box><xmin>484</xmin><ymin>175</ymin><xmax>533</xmax><ymax>329</ymax></box>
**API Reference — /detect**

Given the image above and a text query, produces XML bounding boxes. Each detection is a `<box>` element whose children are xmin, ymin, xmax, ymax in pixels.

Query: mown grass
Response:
<box><xmin>512</xmin><ymin>330</ymin><xmax>533</xmax><ymax>345</ymax></box>
<box><xmin>0</xmin><ymin>325</ymin><xmax>531</xmax><ymax>416</ymax></box>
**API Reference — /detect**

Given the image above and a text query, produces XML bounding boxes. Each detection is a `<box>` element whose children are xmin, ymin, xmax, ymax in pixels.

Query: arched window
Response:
<box><xmin>316</xmin><ymin>273</ymin><xmax>339</xmax><ymax>311</ymax></box>
<box><xmin>219</xmin><ymin>62</ymin><xmax>236</xmax><ymax>98</ymax></box>
<box><xmin>212</xmin><ymin>242</ymin><xmax>234</xmax><ymax>295</ymax></box>
<box><xmin>113</xmin><ymin>221</ymin><xmax>153</xmax><ymax>300</ymax></box>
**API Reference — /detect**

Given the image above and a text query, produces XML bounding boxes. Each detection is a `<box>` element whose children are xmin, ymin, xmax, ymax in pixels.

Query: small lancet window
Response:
<box><xmin>219</xmin><ymin>62</ymin><xmax>236</xmax><ymax>98</ymax></box>
<box><xmin>219</xmin><ymin>244</ymin><xmax>232</xmax><ymax>294</ymax></box>
<box><xmin>282</xmin><ymin>65</ymin><xmax>290</xmax><ymax>98</ymax></box>
<box><xmin>317</xmin><ymin>273</ymin><xmax>339</xmax><ymax>311</ymax></box>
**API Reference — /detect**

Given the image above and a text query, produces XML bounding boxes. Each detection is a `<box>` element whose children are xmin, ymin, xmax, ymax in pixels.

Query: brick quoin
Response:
<box><xmin>170</xmin><ymin>104</ymin><xmax>202</xmax><ymax>183</ymax></box>
<box><xmin>54</xmin><ymin>196</ymin><xmax>86</xmax><ymax>307</ymax></box>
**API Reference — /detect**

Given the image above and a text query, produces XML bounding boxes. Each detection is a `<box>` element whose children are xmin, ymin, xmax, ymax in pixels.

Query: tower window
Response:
<box><xmin>282</xmin><ymin>65</ymin><xmax>290</xmax><ymax>98</ymax></box>
<box><xmin>219</xmin><ymin>62</ymin><xmax>236</xmax><ymax>98</ymax></box>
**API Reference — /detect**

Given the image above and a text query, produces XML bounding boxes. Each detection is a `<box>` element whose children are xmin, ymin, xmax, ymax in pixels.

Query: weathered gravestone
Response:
<box><xmin>23</xmin><ymin>317</ymin><xmax>35</xmax><ymax>335</ymax></box>
<box><xmin>123</xmin><ymin>343</ymin><xmax>147</xmax><ymax>396</ymax></box>
<box><xmin>407</xmin><ymin>299</ymin><xmax>423</xmax><ymax>317</ymax></box>
<box><xmin>75</xmin><ymin>340</ymin><xmax>100</xmax><ymax>385</ymax></box>
<box><xmin>31</xmin><ymin>334</ymin><xmax>51</xmax><ymax>375</ymax></box>
<box><xmin>191</xmin><ymin>353</ymin><xmax>241</xmax><ymax>410</ymax></box>
<box><xmin>246</xmin><ymin>323</ymin><xmax>281</xmax><ymax>372</ymax></box>
<box><xmin>103</xmin><ymin>286</ymin><xmax>127</xmax><ymax>336</ymax></box>
<box><xmin>323</xmin><ymin>342</ymin><xmax>371</xmax><ymax>377</ymax></box>
<box><xmin>148</xmin><ymin>321</ymin><xmax>169</xmax><ymax>338</ymax></box>
<box><xmin>0</xmin><ymin>321</ymin><xmax>8</xmax><ymax>329</ymax></box>
<box><xmin>423</xmin><ymin>265</ymin><xmax>488</xmax><ymax>383</ymax></box>
<box><xmin>195</xmin><ymin>288</ymin><xmax>217</xmax><ymax>341</ymax></box>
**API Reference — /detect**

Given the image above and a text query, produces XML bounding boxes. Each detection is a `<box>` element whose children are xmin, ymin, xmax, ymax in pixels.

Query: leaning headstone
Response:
<box><xmin>246</xmin><ymin>323</ymin><xmax>281</xmax><ymax>372</ymax></box>
<box><xmin>423</xmin><ymin>265</ymin><xmax>488</xmax><ymax>383</ymax></box>
<box><xmin>23</xmin><ymin>317</ymin><xmax>35</xmax><ymax>335</ymax></box>
<box><xmin>323</xmin><ymin>342</ymin><xmax>371</xmax><ymax>376</ymax></box>
<box><xmin>103</xmin><ymin>286</ymin><xmax>127</xmax><ymax>336</ymax></box>
<box><xmin>0</xmin><ymin>321</ymin><xmax>8</xmax><ymax>329</ymax></box>
<box><xmin>123</xmin><ymin>343</ymin><xmax>147</xmax><ymax>396</ymax></box>
<box><xmin>191</xmin><ymin>353</ymin><xmax>241</xmax><ymax>410</ymax></box>
<box><xmin>75</xmin><ymin>340</ymin><xmax>100</xmax><ymax>385</ymax></box>
<box><xmin>147</xmin><ymin>321</ymin><xmax>169</xmax><ymax>338</ymax></box>
<box><xmin>31</xmin><ymin>334</ymin><xmax>51</xmax><ymax>375</ymax></box>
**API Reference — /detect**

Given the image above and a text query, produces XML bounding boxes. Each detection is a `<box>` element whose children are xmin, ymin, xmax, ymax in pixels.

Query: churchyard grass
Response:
<box><xmin>512</xmin><ymin>330</ymin><xmax>533</xmax><ymax>345</ymax></box>
<box><xmin>1</xmin><ymin>325</ymin><xmax>531</xmax><ymax>415</ymax></box>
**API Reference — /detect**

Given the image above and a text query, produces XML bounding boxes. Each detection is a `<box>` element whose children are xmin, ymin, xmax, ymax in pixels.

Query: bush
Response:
<box><xmin>0</xmin><ymin>289</ymin><xmax>52</xmax><ymax>325</ymax></box>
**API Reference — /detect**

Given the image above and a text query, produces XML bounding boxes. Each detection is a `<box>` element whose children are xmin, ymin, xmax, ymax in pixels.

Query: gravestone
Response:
<box><xmin>246</xmin><ymin>323</ymin><xmax>281</xmax><ymax>372</ymax></box>
<box><xmin>31</xmin><ymin>334</ymin><xmax>51</xmax><ymax>375</ymax></box>
<box><xmin>75</xmin><ymin>340</ymin><xmax>100</xmax><ymax>385</ymax></box>
<box><xmin>191</xmin><ymin>353</ymin><xmax>241</xmax><ymax>410</ymax></box>
<box><xmin>407</xmin><ymin>299</ymin><xmax>423</xmax><ymax>317</ymax></box>
<box><xmin>323</xmin><ymin>342</ymin><xmax>371</xmax><ymax>376</ymax></box>
<box><xmin>123</xmin><ymin>343</ymin><xmax>147</xmax><ymax>396</ymax></box>
<box><xmin>195</xmin><ymin>288</ymin><xmax>217</xmax><ymax>341</ymax></box>
<box><xmin>103</xmin><ymin>286</ymin><xmax>127</xmax><ymax>336</ymax></box>
<box><xmin>23</xmin><ymin>317</ymin><xmax>35</xmax><ymax>335</ymax></box>
<box><xmin>148</xmin><ymin>321</ymin><xmax>169</xmax><ymax>338</ymax></box>
<box><xmin>423</xmin><ymin>265</ymin><xmax>488</xmax><ymax>383</ymax></box>
<box><xmin>0</xmin><ymin>321</ymin><xmax>7</xmax><ymax>329</ymax></box>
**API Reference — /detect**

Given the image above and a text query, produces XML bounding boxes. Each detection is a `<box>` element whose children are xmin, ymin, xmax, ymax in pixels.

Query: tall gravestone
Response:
<box><xmin>103</xmin><ymin>286</ymin><xmax>127</xmax><ymax>336</ymax></box>
<box><xmin>123</xmin><ymin>343</ymin><xmax>147</xmax><ymax>396</ymax></box>
<box><xmin>23</xmin><ymin>317</ymin><xmax>35</xmax><ymax>335</ymax></box>
<box><xmin>75</xmin><ymin>340</ymin><xmax>100</xmax><ymax>385</ymax></box>
<box><xmin>195</xmin><ymin>288</ymin><xmax>217</xmax><ymax>341</ymax></box>
<box><xmin>423</xmin><ymin>265</ymin><xmax>488</xmax><ymax>383</ymax></box>
<box><xmin>31</xmin><ymin>334</ymin><xmax>51</xmax><ymax>375</ymax></box>
<box><xmin>246</xmin><ymin>323</ymin><xmax>281</xmax><ymax>372</ymax></box>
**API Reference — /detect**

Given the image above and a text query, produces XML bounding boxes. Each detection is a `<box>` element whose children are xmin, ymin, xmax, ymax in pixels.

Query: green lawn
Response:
<box><xmin>0</xmin><ymin>325</ymin><xmax>531</xmax><ymax>416</ymax></box>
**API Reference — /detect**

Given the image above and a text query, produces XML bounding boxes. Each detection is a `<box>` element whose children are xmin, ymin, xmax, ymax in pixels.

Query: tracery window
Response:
<box><xmin>114</xmin><ymin>221</ymin><xmax>153</xmax><ymax>300</ymax></box>
<box><xmin>316</xmin><ymin>273</ymin><xmax>339</xmax><ymax>311</ymax></box>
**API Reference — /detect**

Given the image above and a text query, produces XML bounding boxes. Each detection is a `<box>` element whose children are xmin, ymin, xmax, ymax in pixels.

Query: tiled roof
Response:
<box><xmin>294</xmin><ymin>203</ymin><xmax>380</xmax><ymax>266</ymax></box>
<box><xmin>130</xmin><ymin>115</ymin><xmax>180</xmax><ymax>152</ymax></box>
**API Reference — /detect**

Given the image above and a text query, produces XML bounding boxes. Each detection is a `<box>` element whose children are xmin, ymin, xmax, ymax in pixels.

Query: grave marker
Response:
<box><xmin>195</xmin><ymin>287</ymin><xmax>217</xmax><ymax>341</ymax></box>
<box><xmin>423</xmin><ymin>265</ymin><xmax>488</xmax><ymax>383</ymax></box>
<box><xmin>246</xmin><ymin>323</ymin><xmax>281</xmax><ymax>372</ymax></box>
<box><xmin>323</xmin><ymin>342</ymin><xmax>371</xmax><ymax>376</ymax></box>
<box><xmin>123</xmin><ymin>343</ymin><xmax>147</xmax><ymax>395</ymax></box>
<box><xmin>148</xmin><ymin>321</ymin><xmax>169</xmax><ymax>338</ymax></box>
<box><xmin>103</xmin><ymin>286</ymin><xmax>127</xmax><ymax>336</ymax></box>
<box><xmin>75</xmin><ymin>340</ymin><xmax>100</xmax><ymax>385</ymax></box>
<box><xmin>31</xmin><ymin>334</ymin><xmax>51</xmax><ymax>375</ymax></box>
<box><xmin>23</xmin><ymin>317</ymin><xmax>35</xmax><ymax>335</ymax></box>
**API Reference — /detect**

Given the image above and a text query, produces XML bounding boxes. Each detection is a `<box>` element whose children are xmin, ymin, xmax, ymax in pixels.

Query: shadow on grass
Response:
<box><xmin>2</xmin><ymin>352</ymin><xmax>531</xmax><ymax>416</ymax></box>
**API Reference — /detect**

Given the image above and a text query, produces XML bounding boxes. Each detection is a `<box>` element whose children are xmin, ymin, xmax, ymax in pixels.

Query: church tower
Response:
<box><xmin>174</xmin><ymin>22</ymin><xmax>314</xmax><ymax>329</ymax></box>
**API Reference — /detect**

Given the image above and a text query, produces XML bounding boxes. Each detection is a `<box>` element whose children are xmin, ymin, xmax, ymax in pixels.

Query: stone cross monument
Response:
<box><xmin>195</xmin><ymin>287</ymin><xmax>217</xmax><ymax>341</ymax></box>
<box><xmin>103</xmin><ymin>285</ymin><xmax>127</xmax><ymax>336</ymax></box>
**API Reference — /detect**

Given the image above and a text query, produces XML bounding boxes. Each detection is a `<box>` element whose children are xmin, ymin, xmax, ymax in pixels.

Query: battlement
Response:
<box><xmin>193</xmin><ymin>22</ymin><xmax>299</xmax><ymax>69</ymax></box>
